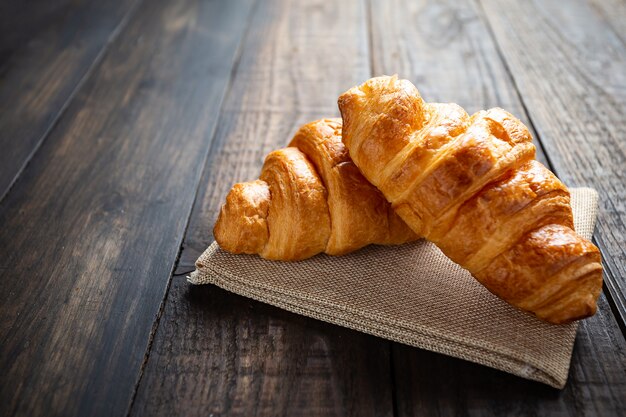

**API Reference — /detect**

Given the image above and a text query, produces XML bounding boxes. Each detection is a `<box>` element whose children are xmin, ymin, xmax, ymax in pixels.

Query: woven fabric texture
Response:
<box><xmin>189</xmin><ymin>188</ymin><xmax>599</xmax><ymax>388</ymax></box>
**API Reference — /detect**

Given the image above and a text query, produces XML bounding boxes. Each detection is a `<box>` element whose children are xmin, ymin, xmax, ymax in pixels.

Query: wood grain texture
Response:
<box><xmin>588</xmin><ymin>0</ymin><xmax>626</xmax><ymax>42</ymax></box>
<box><xmin>0</xmin><ymin>0</ymin><xmax>139</xmax><ymax>202</ymax></box>
<box><xmin>130</xmin><ymin>0</ymin><xmax>395</xmax><ymax>415</ymax></box>
<box><xmin>132</xmin><ymin>282</ymin><xmax>393</xmax><ymax>417</ymax></box>
<box><xmin>478</xmin><ymin>0</ymin><xmax>626</xmax><ymax>330</ymax></box>
<box><xmin>370</xmin><ymin>0</ymin><xmax>626</xmax><ymax>414</ymax></box>
<box><xmin>0</xmin><ymin>0</ymin><xmax>254</xmax><ymax>416</ymax></box>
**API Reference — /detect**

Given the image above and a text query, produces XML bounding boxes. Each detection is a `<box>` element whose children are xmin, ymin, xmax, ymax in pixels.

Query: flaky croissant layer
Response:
<box><xmin>214</xmin><ymin>119</ymin><xmax>417</xmax><ymax>261</ymax></box>
<box><xmin>338</xmin><ymin>75</ymin><xmax>602</xmax><ymax>324</ymax></box>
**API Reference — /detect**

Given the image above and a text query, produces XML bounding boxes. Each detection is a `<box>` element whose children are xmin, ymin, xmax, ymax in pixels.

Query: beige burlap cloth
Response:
<box><xmin>189</xmin><ymin>188</ymin><xmax>599</xmax><ymax>388</ymax></box>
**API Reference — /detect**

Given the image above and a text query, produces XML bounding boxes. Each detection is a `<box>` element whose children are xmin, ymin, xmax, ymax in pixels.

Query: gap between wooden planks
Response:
<box><xmin>0</xmin><ymin>0</ymin><xmax>142</xmax><ymax>202</ymax></box>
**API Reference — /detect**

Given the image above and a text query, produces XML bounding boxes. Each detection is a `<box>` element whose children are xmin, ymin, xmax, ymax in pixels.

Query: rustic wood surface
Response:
<box><xmin>1</xmin><ymin>0</ymin><xmax>624</xmax><ymax>416</ymax></box>
<box><xmin>0</xmin><ymin>0</ymin><xmax>254</xmax><ymax>415</ymax></box>
<box><xmin>0</xmin><ymin>0</ymin><xmax>140</xmax><ymax>201</ymax></box>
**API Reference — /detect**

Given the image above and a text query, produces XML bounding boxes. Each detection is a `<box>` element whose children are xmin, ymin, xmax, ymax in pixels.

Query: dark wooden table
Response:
<box><xmin>1</xmin><ymin>0</ymin><xmax>625</xmax><ymax>416</ymax></box>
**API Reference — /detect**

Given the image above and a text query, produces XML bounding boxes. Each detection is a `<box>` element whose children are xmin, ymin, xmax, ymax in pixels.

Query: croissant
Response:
<box><xmin>214</xmin><ymin>118</ymin><xmax>417</xmax><ymax>261</ymax></box>
<box><xmin>338</xmin><ymin>76</ymin><xmax>603</xmax><ymax>324</ymax></box>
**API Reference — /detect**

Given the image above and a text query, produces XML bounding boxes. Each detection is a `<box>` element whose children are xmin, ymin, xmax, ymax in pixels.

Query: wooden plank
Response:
<box><xmin>131</xmin><ymin>284</ymin><xmax>394</xmax><ymax>416</ymax></box>
<box><xmin>478</xmin><ymin>0</ymin><xmax>626</xmax><ymax>330</ymax></box>
<box><xmin>588</xmin><ymin>0</ymin><xmax>626</xmax><ymax>42</ymax></box>
<box><xmin>0</xmin><ymin>0</ymin><xmax>140</xmax><ymax>202</ymax></box>
<box><xmin>369</xmin><ymin>0</ymin><xmax>626</xmax><ymax>413</ymax></box>
<box><xmin>0</xmin><ymin>0</ymin><xmax>254</xmax><ymax>416</ymax></box>
<box><xmin>130</xmin><ymin>0</ymin><xmax>395</xmax><ymax>415</ymax></box>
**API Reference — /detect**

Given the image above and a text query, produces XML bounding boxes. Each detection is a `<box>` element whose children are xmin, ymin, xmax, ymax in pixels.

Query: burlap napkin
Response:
<box><xmin>189</xmin><ymin>188</ymin><xmax>599</xmax><ymax>388</ymax></box>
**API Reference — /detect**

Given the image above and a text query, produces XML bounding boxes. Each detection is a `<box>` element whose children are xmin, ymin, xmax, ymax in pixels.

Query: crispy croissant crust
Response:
<box><xmin>214</xmin><ymin>118</ymin><xmax>417</xmax><ymax>261</ymax></box>
<box><xmin>338</xmin><ymin>76</ymin><xmax>603</xmax><ymax>324</ymax></box>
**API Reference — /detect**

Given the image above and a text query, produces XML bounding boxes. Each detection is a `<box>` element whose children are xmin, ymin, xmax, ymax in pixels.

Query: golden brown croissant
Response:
<box><xmin>214</xmin><ymin>118</ymin><xmax>417</xmax><ymax>261</ymax></box>
<box><xmin>338</xmin><ymin>76</ymin><xmax>603</xmax><ymax>324</ymax></box>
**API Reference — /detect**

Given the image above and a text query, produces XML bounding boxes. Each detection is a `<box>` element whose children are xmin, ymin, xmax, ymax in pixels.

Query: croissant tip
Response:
<box><xmin>538</xmin><ymin>295</ymin><xmax>599</xmax><ymax>324</ymax></box>
<box><xmin>213</xmin><ymin>181</ymin><xmax>271</xmax><ymax>256</ymax></box>
<box><xmin>337</xmin><ymin>89</ymin><xmax>354</xmax><ymax>107</ymax></box>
